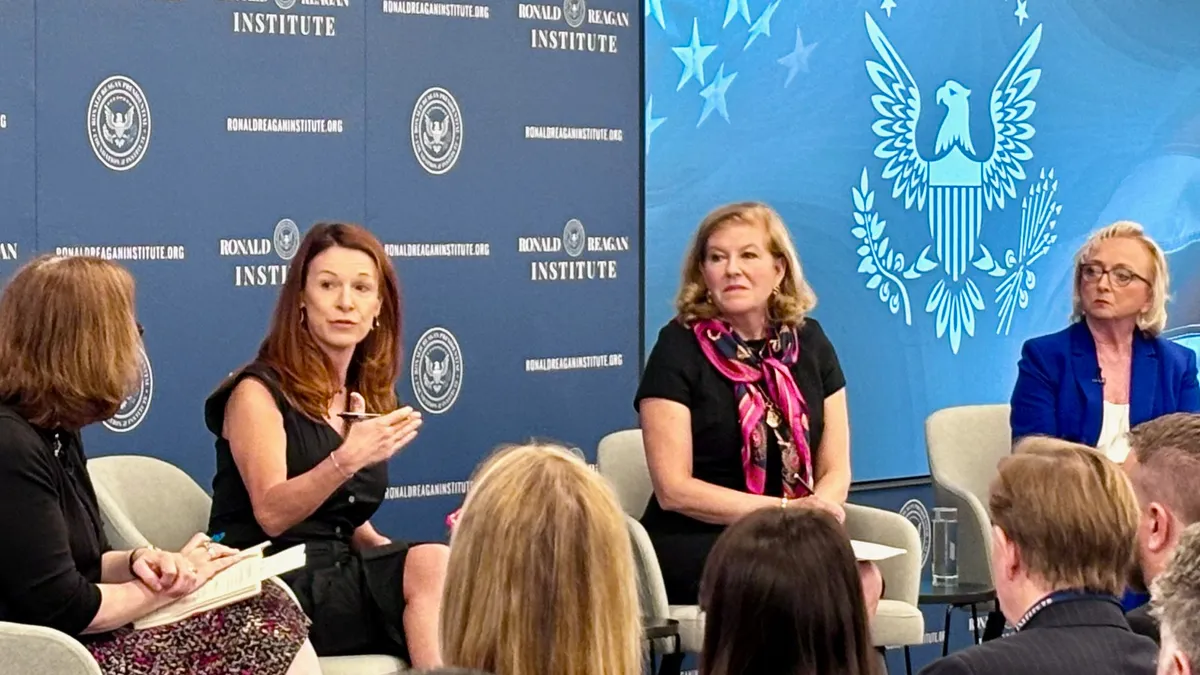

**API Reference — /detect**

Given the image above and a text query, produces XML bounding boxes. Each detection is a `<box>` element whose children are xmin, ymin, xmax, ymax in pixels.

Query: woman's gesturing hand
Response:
<box><xmin>333</xmin><ymin>393</ymin><xmax>423</xmax><ymax>474</ymax></box>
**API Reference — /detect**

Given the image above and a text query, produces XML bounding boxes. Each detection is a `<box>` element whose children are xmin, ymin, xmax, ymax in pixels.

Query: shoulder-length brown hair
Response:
<box><xmin>675</xmin><ymin>202</ymin><xmax>817</xmax><ymax>328</ymax></box>
<box><xmin>0</xmin><ymin>255</ymin><xmax>142</xmax><ymax>429</ymax></box>
<box><xmin>700</xmin><ymin>508</ymin><xmax>877</xmax><ymax>675</ymax></box>
<box><xmin>255</xmin><ymin>222</ymin><xmax>402</xmax><ymax>420</ymax></box>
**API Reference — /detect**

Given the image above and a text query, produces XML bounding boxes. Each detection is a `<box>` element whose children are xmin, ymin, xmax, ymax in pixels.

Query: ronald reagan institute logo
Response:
<box><xmin>87</xmin><ymin>75</ymin><xmax>152</xmax><ymax>171</ymax></box>
<box><xmin>103</xmin><ymin>347</ymin><xmax>153</xmax><ymax>433</ymax></box>
<box><xmin>411</xmin><ymin>327</ymin><xmax>464</xmax><ymax>414</ymax></box>
<box><xmin>411</xmin><ymin>87</ymin><xmax>463</xmax><ymax>176</ymax></box>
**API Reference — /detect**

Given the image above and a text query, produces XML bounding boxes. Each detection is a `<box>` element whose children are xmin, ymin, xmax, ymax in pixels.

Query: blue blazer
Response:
<box><xmin>1010</xmin><ymin>321</ymin><xmax>1200</xmax><ymax>445</ymax></box>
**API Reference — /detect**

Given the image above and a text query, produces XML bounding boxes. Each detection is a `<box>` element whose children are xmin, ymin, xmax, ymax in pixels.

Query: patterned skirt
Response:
<box><xmin>84</xmin><ymin>580</ymin><xmax>310</xmax><ymax>675</ymax></box>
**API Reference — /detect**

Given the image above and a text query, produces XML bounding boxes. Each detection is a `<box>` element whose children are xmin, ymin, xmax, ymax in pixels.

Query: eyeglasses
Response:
<box><xmin>136</xmin><ymin>322</ymin><xmax>144</xmax><ymax>337</ymax></box>
<box><xmin>1080</xmin><ymin>263</ymin><xmax>1149</xmax><ymax>288</ymax></box>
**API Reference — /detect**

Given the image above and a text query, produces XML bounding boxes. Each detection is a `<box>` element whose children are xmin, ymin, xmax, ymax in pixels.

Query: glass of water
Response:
<box><xmin>932</xmin><ymin>506</ymin><xmax>959</xmax><ymax>587</ymax></box>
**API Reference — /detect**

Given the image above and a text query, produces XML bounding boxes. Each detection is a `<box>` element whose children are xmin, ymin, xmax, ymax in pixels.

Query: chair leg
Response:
<box><xmin>656</xmin><ymin>651</ymin><xmax>684</xmax><ymax>675</ymax></box>
<box><xmin>942</xmin><ymin>604</ymin><xmax>954</xmax><ymax>657</ymax></box>
<box><xmin>905</xmin><ymin>646</ymin><xmax>913</xmax><ymax>675</ymax></box>
<box><xmin>970</xmin><ymin>604</ymin><xmax>980</xmax><ymax>644</ymax></box>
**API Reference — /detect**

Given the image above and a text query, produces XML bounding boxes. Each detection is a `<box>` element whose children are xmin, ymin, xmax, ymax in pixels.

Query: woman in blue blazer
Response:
<box><xmin>1011</xmin><ymin>221</ymin><xmax>1200</xmax><ymax>460</ymax></box>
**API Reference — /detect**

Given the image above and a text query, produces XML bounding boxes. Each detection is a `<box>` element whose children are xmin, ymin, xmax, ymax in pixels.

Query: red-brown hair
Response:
<box><xmin>256</xmin><ymin>222</ymin><xmax>402</xmax><ymax>420</ymax></box>
<box><xmin>0</xmin><ymin>255</ymin><xmax>142</xmax><ymax>429</ymax></box>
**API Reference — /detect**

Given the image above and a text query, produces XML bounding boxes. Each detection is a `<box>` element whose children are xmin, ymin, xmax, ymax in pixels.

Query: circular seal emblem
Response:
<box><xmin>103</xmin><ymin>347</ymin><xmax>153</xmax><ymax>433</ymax></box>
<box><xmin>562</xmin><ymin>219</ymin><xmax>586</xmax><ymax>258</ymax></box>
<box><xmin>899</xmin><ymin>499</ymin><xmax>932</xmax><ymax>569</ymax></box>
<box><xmin>275</xmin><ymin>0</ymin><xmax>297</xmax><ymax>9</ymax></box>
<box><xmin>563</xmin><ymin>0</ymin><xmax>586</xmax><ymax>28</ymax></box>
<box><xmin>410</xmin><ymin>87</ymin><xmax>464</xmax><ymax>176</ymax></box>
<box><xmin>273</xmin><ymin>218</ymin><xmax>301</xmax><ymax>260</ymax></box>
<box><xmin>87</xmin><ymin>75</ymin><xmax>152</xmax><ymax>172</ymax></box>
<box><xmin>410</xmin><ymin>327</ymin><xmax>463</xmax><ymax>415</ymax></box>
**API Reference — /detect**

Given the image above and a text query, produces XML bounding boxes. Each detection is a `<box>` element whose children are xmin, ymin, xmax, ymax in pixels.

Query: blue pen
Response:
<box><xmin>209</xmin><ymin>532</ymin><xmax>225</xmax><ymax>544</ymax></box>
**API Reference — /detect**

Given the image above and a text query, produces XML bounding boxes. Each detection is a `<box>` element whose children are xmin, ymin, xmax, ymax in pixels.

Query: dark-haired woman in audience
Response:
<box><xmin>0</xmin><ymin>255</ymin><xmax>318</xmax><ymax>674</ymax></box>
<box><xmin>205</xmin><ymin>223</ymin><xmax>449</xmax><ymax>667</ymax></box>
<box><xmin>701</xmin><ymin>508</ymin><xmax>877</xmax><ymax>675</ymax></box>
<box><xmin>636</xmin><ymin>202</ymin><xmax>882</xmax><ymax>611</ymax></box>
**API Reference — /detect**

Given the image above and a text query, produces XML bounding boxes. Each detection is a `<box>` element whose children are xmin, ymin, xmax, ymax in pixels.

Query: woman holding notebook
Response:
<box><xmin>0</xmin><ymin>255</ymin><xmax>319</xmax><ymax>674</ymax></box>
<box><xmin>205</xmin><ymin>222</ymin><xmax>449</xmax><ymax>668</ymax></box>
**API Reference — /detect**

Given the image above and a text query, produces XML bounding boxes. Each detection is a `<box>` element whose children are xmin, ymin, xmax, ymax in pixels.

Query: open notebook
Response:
<box><xmin>851</xmin><ymin>539</ymin><xmax>906</xmax><ymax>562</ymax></box>
<box><xmin>133</xmin><ymin>543</ymin><xmax>306</xmax><ymax>630</ymax></box>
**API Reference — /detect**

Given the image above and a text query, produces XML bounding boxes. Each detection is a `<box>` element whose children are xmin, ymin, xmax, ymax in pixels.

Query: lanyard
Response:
<box><xmin>1014</xmin><ymin>589</ymin><xmax>1121</xmax><ymax>631</ymax></box>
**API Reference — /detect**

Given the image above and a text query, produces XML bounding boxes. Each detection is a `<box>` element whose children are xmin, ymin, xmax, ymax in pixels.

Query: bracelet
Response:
<box><xmin>127</xmin><ymin>545</ymin><xmax>158</xmax><ymax>575</ymax></box>
<box><xmin>329</xmin><ymin>451</ymin><xmax>353</xmax><ymax>480</ymax></box>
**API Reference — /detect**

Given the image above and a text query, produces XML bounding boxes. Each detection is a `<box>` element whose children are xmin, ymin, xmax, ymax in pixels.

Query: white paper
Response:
<box><xmin>851</xmin><ymin>539</ymin><xmax>906</xmax><ymax>561</ymax></box>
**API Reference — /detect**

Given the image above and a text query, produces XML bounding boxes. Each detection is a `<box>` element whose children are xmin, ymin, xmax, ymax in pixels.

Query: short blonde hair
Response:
<box><xmin>990</xmin><ymin>437</ymin><xmax>1141</xmax><ymax>594</ymax></box>
<box><xmin>1070</xmin><ymin>220</ymin><xmax>1170</xmax><ymax>335</ymax></box>
<box><xmin>675</xmin><ymin>202</ymin><xmax>817</xmax><ymax>327</ymax></box>
<box><xmin>441</xmin><ymin>443</ymin><xmax>643</xmax><ymax>675</ymax></box>
<box><xmin>0</xmin><ymin>255</ymin><xmax>141</xmax><ymax>429</ymax></box>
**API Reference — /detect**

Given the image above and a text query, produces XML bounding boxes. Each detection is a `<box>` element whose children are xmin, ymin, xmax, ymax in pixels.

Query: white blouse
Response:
<box><xmin>1097</xmin><ymin>401</ymin><xmax>1131</xmax><ymax>463</ymax></box>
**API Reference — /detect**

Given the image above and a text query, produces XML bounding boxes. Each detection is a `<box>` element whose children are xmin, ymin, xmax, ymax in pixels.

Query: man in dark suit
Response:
<box><xmin>918</xmin><ymin>438</ymin><xmax>1157</xmax><ymax>675</ymax></box>
<box><xmin>1152</xmin><ymin>522</ymin><xmax>1200</xmax><ymax>675</ymax></box>
<box><xmin>1123</xmin><ymin>413</ymin><xmax>1200</xmax><ymax>644</ymax></box>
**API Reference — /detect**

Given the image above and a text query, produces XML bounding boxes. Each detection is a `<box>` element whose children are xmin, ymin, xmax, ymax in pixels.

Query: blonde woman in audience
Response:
<box><xmin>700</xmin><ymin>507</ymin><xmax>877</xmax><ymax>675</ymax></box>
<box><xmin>0</xmin><ymin>256</ymin><xmax>319</xmax><ymax>675</ymax></box>
<box><xmin>441</xmin><ymin>443</ymin><xmax>642</xmax><ymax>675</ymax></box>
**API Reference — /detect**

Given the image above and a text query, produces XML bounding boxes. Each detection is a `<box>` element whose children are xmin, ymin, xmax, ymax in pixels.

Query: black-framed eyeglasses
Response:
<box><xmin>1080</xmin><ymin>263</ymin><xmax>1150</xmax><ymax>288</ymax></box>
<box><xmin>136</xmin><ymin>322</ymin><xmax>144</xmax><ymax>337</ymax></box>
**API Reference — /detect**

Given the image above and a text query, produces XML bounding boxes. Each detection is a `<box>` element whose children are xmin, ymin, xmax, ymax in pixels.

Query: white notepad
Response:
<box><xmin>851</xmin><ymin>539</ymin><xmax>906</xmax><ymax>562</ymax></box>
<box><xmin>133</xmin><ymin>543</ymin><xmax>305</xmax><ymax>630</ymax></box>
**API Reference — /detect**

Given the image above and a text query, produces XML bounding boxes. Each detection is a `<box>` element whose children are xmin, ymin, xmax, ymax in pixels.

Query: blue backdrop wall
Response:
<box><xmin>644</xmin><ymin>0</ymin><xmax>1200</xmax><ymax>482</ymax></box>
<box><xmin>0</xmin><ymin>0</ymin><xmax>641</xmax><ymax>543</ymax></box>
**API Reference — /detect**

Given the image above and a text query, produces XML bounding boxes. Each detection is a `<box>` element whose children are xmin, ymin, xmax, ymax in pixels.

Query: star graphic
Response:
<box><xmin>645</xmin><ymin>0</ymin><xmax>665</xmax><ymax>31</ymax></box>
<box><xmin>697</xmin><ymin>64</ymin><xmax>738</xmax><ymax>127</ymax></box>
<box><xmin>723</xmin><ymin>0</ymin><xmax>750</xmax><ymax>28</ymax></box>
<box><xmin>645</xmin><ymin>95</ymin><xmax>666</xmax><ymax>155</ymax></box>
<box><xmin>1014</xmin><ymin>0</ymin><xmax>1029</xmax><ymax>25</ymax></box>
<box><xmin>777</xmin><ymin>26</ymin><xmax>817</xmax><ymax>87</ymax></box>
<box><xmin>744</xmin><ymin>0</ymin><xmax>782</xmax><ymax>51</ymax></box>
<box><xmin>881</xmin><ymin>0</ymin><xmax>897</xmax><ymax>17</ymax></box>
<box><xmin>672</xmin><ymin>18</ymin><xmax>718</xmax><ymax>91</ymax></box>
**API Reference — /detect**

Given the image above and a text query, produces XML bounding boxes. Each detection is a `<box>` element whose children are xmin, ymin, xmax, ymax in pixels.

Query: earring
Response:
<box><xmin>706</xmin><ymin>290</ymin><xmax>714</xmax><ymax>304</ymax></box>
<box><xmin>299</xmin><ymin>307</ymin><xmax>307</xmax><ymax>325</ymax></box>
<box><xmin>373</xmin><ymin>316</ymin><xmax>379</xmax><ymax>330</ymax></box>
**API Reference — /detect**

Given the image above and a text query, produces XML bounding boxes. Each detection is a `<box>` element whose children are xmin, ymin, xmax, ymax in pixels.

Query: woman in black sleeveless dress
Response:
<box><xmin>204</xmin><ymin>223</ymin><xmax>448</xmax><ymax>667</ymax></box>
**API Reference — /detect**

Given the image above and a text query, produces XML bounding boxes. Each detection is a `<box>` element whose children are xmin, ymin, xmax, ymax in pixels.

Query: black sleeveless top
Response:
<box><xmin>204</xmin><ymin>362</ymin><xmax>388</xmax><ymax>552</ymax></box>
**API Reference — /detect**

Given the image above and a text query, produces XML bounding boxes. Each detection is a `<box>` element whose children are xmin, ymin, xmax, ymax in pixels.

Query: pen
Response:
<box><xmin>209</xmin><ymin>532</ymin><xmax>225</xmax><ymax>544</ymax></box>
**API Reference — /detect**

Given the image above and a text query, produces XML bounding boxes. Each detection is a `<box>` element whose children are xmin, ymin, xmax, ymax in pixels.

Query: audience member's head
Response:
<box><xmin>0</xmin><ymin>255</ymin><xmax>142</xmax><ymax>429</ymax></box>
<box><xmin>1151</xmin><ymin>522</ymin><xmax>1200</xmax><ymax>675</ymax></box>
<box><xmin>989</xmin><ymin>437</ymin><xmax>1140</xmax><ymax>623</ymax></box>
<box><xmin>1125</xmin><ymin>413</ymin><xmax>1200</xmax><ymax>591</ymax></box>
<box><xmin>698</xmin><ymin>507</ymin><xmax>876</xmax><ymax>675</ymax></box>
<box><xmin>440</xmin><ymin>443</ymin><xmax>642</xmax><ymax>675</ymax></box>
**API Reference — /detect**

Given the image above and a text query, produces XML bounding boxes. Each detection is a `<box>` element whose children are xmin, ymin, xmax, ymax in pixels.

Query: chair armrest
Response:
<box><xmin>0</xmin><ymin>622</ymin><xmax>102</xmax><ymax>675</ymax></box>
<box><xmin>844</xmin><ymin>502</ymin><xmax>921</xmax><ymax>606</ymax></box>
<box><xmin>625</xmin><ymin>515</ymin><xmax>671</xmax><ymax>620</ymax></box>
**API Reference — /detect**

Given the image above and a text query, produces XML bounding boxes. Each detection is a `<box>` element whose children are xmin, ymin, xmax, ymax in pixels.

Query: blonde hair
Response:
<box><xmin>441</xmin><ymin>443</ymin><xmax>643</xmax><ymax>675</ymax></box>
<box><xmin>675</xmin><ymin>202</ymin><xmax>817</xmax><ymax>327</ymax></box>
<box><xmin>0</xmin><ymin>255</ymin><xmax>141</xmax><ymax>429</ymax></box>
<box><xmin>1070</xmin><ymin>220</ymin><xmax>1170</xmax><ymax>335</ymax></box>
<box><xmin>990</xmin><ymin>437</ymin><xmax>1141</xmax><ymax>594</ymax></box>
